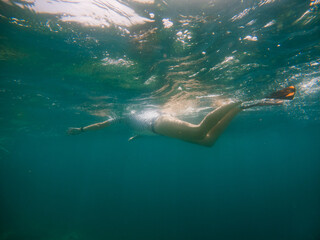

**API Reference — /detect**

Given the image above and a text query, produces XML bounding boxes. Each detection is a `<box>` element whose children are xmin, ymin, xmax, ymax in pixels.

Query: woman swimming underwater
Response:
<box><xmin>67</xmin><ymin>86</ymin><xmax>296</xmax><ymax>147</ymax></box>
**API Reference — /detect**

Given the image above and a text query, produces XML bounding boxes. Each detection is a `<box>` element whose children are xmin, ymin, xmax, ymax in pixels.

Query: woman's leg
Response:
<box><xmin>154</xmin><ymin>102</ymin><xmax>241</xmax><ymax>143</ymax></box>
<box><xmin>197</xmin><ymin>102</ymin><xmax>241</xmax><ymax>134</ymax></box>
<box><xmin>153</xmin><ymin>86</ymin><xmax>295</xmax><ymax>146</ymax></box>
<box><xmin>195</xmin><ymin>106</ymin><xmax>242</xmax><ymax>147</ymax></box>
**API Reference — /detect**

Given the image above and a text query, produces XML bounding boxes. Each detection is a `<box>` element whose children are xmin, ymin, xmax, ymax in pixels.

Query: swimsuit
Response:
<box><xmin>127</xmin><ymin>110</ymin><xmax>160</xmax><ymax>135</ymax></box>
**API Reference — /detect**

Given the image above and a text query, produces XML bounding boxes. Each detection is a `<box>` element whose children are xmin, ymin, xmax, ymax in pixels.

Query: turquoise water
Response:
<box><xmin>0</xmin><ymin>0</ymin><xmax>320</xmax><ymax>239</ymax></box>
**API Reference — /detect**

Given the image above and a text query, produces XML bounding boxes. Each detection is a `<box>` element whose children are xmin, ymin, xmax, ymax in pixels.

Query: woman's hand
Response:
<box><xmin>67</xmin><ymin>127</ymin><xmax>82</xmax><ymax>135</ymax></box>
<box><xmin>67</xmin><ymin>120</ymin><xmax>111</xmax><ymax>135</ymax></box>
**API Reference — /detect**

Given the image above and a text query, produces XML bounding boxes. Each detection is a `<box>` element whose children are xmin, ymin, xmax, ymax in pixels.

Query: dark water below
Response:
<box><xmin>0</xmin><ymin>0</ymin><xmax>320</xmax><ymax>239</ymax></box>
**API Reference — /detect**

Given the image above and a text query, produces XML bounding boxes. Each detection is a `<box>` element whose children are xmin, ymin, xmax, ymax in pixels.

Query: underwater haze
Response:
<box><xmin>0</xmin><ymin>0</ymin><xmax>320</xmax><ymax>239</ymax></box>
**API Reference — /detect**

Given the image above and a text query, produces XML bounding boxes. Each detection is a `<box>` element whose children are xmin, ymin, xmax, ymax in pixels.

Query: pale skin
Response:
<box><xmin>67</xmin><ymin>120</ymin><xmax>112</xmax><ymax>135</ymax></box>
<box><xmin>67</xmin><ymin>100</ymin><xmax>283</xmax><ymax>147</ymax></box>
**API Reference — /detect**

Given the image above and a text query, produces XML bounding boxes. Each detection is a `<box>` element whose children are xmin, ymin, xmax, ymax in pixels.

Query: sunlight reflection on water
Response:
<box><xmin>2</xmin><ymin>0</ymin><xmax>154</xmax><ymax>28</ymax></box>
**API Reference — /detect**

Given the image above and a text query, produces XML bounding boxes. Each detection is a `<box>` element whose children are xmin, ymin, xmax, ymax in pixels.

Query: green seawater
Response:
<box><xmin>0</xmin><ymin>0</ymin><xmax>319</xmax><ymax>239</ymax></box>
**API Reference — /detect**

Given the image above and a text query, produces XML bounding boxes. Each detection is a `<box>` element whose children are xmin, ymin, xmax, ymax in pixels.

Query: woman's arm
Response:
<box><xmin>67</xmin><ymin>119</ymin><xmax>113</xmax><ymax>135</ymax></box>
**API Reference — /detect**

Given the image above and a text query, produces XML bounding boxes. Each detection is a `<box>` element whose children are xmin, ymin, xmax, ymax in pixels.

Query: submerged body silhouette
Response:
<box><xmin>68</xmin><ymin>86</ymin><xmax>296</xmax><ymax>147</ymax></box>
